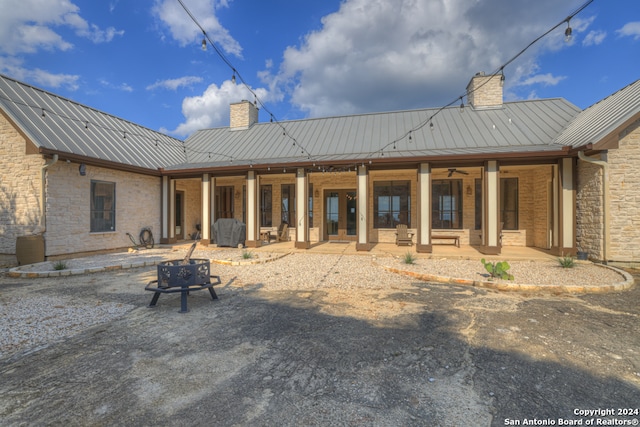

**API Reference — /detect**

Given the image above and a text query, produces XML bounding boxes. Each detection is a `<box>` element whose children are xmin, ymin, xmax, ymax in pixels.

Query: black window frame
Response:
<box><xmin>373</xmin><ymin>181</ymin><xmax>411</xmax><ymax>228</ymax></box>
<box><xmin>500</xmin><ymin>177</ymin><xmax>519</xmax><ymax>230</ymax></box>
<box><xmin>281</xmin><ymin>183</ymin><xmax>295</xmax><ymax>225</ymax></box>
<box><xmin>432</xmin><ymin>179</ymin><xmax>463</xmax><ymax>229</ymax></box>
<box><xmin>90</xmin><ymin>180</ymin><xmax>116</xmax><ymax>232</ymax></box>
<box><xmin>260</xmin><ymin>184</ymin><xmax>272</xmax><ymax>227</ymax></box>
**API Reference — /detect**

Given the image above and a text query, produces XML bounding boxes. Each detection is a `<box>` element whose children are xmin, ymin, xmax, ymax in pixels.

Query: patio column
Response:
<box><xmin>555</xmin><ymin>157</ymin><xmax>576</xmax><ymax>256</ymax></box>
<box><xmin>200</xmin><ymin>174</ymin><xmax>211</xmax><ymax>245</ymax></box>
<box><xmin>481</xmin><ymin>161</ymin><xmax>501</xmax><ymax>255</ymax></box>
<box><xmin>245</xmin><ymin>170</ymin><xmax>261</xmax><ymax>248</ymax></box>
<box><xmin>417</xmin><ymin>163</ymin><xmax>432</xmax><ymax>253</ymax></box>
<box><xmin>295</xmin><ymin>168</ymin><xmax>310</xmax><ymax>249</ymax></box>
<box><xmin>356</xmin><ymin>165</ymin><xmax>370</xmax><ymax>251</ymax></box>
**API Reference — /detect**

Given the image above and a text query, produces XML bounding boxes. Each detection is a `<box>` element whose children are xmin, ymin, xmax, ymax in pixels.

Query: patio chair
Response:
<box><xmin>276</xmin><ymin>222</ymin><xmax>289</xmax><ymax>242</ymax></box>
<box><xmin>395</xmin><ymin>224</ymin><xmax>413</xmax><ymax>246</ymax></box>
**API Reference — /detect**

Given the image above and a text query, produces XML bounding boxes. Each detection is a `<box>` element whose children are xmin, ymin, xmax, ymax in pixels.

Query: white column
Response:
<box><xmin>295</xmin><ymin>168</ymin><xmax>309</xmax><ymax>249</ymax></box>
<box><xmin>418</xmin><ymin>163</ymin><xmax>432</xmax><ymax>252</ymax></box>
<box><xmin>169</xmin><ymin>178</ymin><xmax>176</xmax><ymax>241</ymax></box>
<box><xmin>201</xmin><ymin>174</ymin><xmax>211</xmax><ymax>244</ymax></box>
<box><xmin>356</xmin><ymin>165</ymin><xmax>369</xmax><ymax>250</ymax></box>
<box><xmin>483</xmin><ymin>161</ymin><xmax>500</xmax><ymax>254</ymax></box>
<box><xmin>560</xmin><ymin>157</ymin><xmax>575</xmax><ymax>251</ymax></box>
<box><xmin>245</xmin><ymin>171</ymin><xmax>259</xmax><ymax>247</ymax></box>
<box><xmin>161</xmin><ymin>176</ymin><xmax>170</xmax><ymax>243</ymax></box>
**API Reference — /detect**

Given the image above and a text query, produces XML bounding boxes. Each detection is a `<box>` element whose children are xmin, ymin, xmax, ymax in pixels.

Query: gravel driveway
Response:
<box><xmin>1</xmin><ymin>252</ymin><xmax>638</xmax><ymax>426</ymax></box>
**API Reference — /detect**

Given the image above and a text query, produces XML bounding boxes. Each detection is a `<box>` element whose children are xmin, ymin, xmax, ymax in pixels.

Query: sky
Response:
<box><xmin>0</xmin><ymin>0</ymin><xmax>638</xmax><ymax>140</ymax></box>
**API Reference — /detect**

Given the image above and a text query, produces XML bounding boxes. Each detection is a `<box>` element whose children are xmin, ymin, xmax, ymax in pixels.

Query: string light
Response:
<box><xmin>0</xmin><ymin>0</ymin><xmax>594</xmax><ymax>173</ymax></box>
<box><xmin>564</xmin><ymin>19</ymin><xmax>573</xmax><ymax>42</ymax></box>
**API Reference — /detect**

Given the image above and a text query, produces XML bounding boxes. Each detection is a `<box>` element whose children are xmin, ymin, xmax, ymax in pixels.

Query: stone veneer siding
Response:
<box><xmin>45</xmin><ymin>162</ymin><xmax>161</xmax><ymax>257</ymax></box>
<box><xmin>605</xmin><ymin>118</ymin><xmax>640</xmax><ymax>262</ymax></box>
<box><xmin>576</xmin><ymin>160</ymin><xmax>604</xmax><ymax>260</ymax></box>
<box><xmin>0</xmin><ymin>114</ymin><xmax>46</xmax><ymax>265</ymax></box>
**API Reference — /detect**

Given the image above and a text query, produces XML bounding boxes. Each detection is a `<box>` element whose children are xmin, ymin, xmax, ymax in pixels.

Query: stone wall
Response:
<box><xmin>606</xmin><ymin>118</ymin><xmax>640</xmax><ymax>262</ymax></box>
<box><xmin>576</xmin><ymin>159</ymin><xmax>604</xmax><ymax>260</ymax></box>
<box><xmin>45</xmin><ymin>162</ymin><xmax>161</xmax><ymax>257</ymax></box>
<box><xmin>0</xmin><ymin>114</ymin><xmax>45</xmax><ymax>265</ymax></box>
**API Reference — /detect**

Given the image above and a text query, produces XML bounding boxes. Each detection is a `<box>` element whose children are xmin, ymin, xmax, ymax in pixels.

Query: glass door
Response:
<box><xmin>324</xmin><ymin>189</ymin><xmax>357</xmax><ymax>241</ymax></box>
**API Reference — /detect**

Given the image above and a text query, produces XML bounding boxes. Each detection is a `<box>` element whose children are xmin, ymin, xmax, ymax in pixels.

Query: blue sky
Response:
<box><xmin>0</xmin><ymin>0</ymin><xmax>638</xmax><ymax>139</ymax></box>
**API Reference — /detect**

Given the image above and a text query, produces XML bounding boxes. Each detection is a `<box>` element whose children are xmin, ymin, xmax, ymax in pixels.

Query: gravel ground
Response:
<box><xmin>0</xmin><ymin>249</ymin><xmax>629</xmax><ymax>359</ymax></box>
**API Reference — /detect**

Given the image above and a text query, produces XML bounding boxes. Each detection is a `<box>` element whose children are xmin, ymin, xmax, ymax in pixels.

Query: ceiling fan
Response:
<box><xmin>447</xmin><ymin>168</ymin><xmax>469</xmax><ymax>177</ymax></box>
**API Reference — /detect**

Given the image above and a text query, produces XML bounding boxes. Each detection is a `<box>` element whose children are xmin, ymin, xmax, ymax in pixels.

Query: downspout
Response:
<box><xmin>40</xmin><ymin>154</ymin><xmax>58</xmax><ymax>230</ymax></box>
<box><xmin>577</xmin><ymin>151</ymin><xmax>608</xmax><ymax>264</ymax></box>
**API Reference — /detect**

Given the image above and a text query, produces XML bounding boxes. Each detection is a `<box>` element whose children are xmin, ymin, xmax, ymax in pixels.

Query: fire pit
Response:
<box><xmin>145</xmin><ymin>258</ymin><xmax>220</xmax><ymax>313</ymax></box>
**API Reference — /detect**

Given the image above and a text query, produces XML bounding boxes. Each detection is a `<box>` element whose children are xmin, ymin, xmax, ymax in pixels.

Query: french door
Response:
<box><xmin>324</xmin><ymin>190</ymin><xmax>357</xmax><ymax>241</ymax></box>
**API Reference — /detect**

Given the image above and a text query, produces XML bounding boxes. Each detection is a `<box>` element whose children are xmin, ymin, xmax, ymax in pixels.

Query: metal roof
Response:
<box><xmin>0</xmin><ymin>73</ymin><xmax>186</xmax><ymax>171</ymax></box>
<box><xmin>182</xmin><ymin>98</ymin><xmax>580</xmax><ymax>169</ymax></box>
<box><xmin>553</xmin><ymin>79</ymin><xmax>640</xmax><ymax>148</ymax></box>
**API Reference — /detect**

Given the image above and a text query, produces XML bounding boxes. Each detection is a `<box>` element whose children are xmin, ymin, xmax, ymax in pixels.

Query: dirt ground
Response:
<box><xmin>0</xmin><ymin>260</ymin><xmax>639</xmax><ymax>427</ymax></box>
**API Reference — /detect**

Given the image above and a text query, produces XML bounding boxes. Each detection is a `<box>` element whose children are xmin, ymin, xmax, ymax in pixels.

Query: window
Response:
<box><xmin>260</xmin><ymin>185</ymin><xmax>272</xmax><ymax>227</ymax></box>
<box><xmin>308</xmin><ymin>184</ymin><xmax>313</xmax><ymax>227</ymax></box>
<box><xmin>215</xmin><ymin>186</ymin><xmax>234</xmax><ymax>219</ymax></box>
<box><xmin>90</xmin><ymin>180</ymin><xmax>115</xmax><ymax>232</ymax></box>
<box><xmin>474</xmin><ymin>179</ymin><xmax>482</xmax><ymax>230</ymax></box>
<box><xmin>501</xmin><ymin>178</ymin><xmax>518</xmax><ymax>230</ymax></box>
<box><xmin>281</xmin><ymin>184</ymin><xmax>295</xmax><ymax>225</ymax></box>
<box><xmin>432</xmin><ymin>180</ymin><xmax>462</xmax><ymax>229</ymax></box>
<box><xmin>374</xmin><ymin>181</ymin><xmax>411</xmax><ymax>228</ymax></box>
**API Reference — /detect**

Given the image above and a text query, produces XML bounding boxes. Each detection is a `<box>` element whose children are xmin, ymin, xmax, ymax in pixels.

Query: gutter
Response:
<box><xmin>40</xmin><ymin>154</ymin><xmax>58</xmax><ymax>230</ymax></box>
<box><xmin>577</xmin><ymin>150</ymin><xmax>608</xmax><ymax>264</ymax></box>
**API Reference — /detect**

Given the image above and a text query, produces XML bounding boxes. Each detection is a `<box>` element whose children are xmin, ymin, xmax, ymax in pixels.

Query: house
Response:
<box><xmin>1</xmin><ymin>72</ymin><xmax>639</xmax><ymax>266</ymax></box>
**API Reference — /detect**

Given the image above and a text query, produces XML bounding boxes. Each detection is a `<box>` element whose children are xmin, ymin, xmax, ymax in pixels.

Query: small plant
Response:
<box><xmin>53</xmin><ymin>260</ymin><xmax>68</xmax><ymax>270</ymax></box>
<box><xmin>480</xmin><ymin>258</ymin><xmax>514</xmax><ymax>280</ymax></box>
<box><xmin>242</xmin><ymin>250</ymin><xmax>254</xmax><ymax>259</ymax></box>
<box><xmin>403</xmin><ymin>251</ymin><xmax>416</xmax><ymax>265</ymax></box>
<box><xmin>558</xmin><ymin>255</ymin><xmax>575</xmax><ymax>268</ymax></box>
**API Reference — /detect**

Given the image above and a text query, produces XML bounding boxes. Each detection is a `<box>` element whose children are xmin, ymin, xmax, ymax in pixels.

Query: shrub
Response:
<box><xmin>242</xmin><ymin>250</ymin><xmax>254</xmax><ymax>260</ymax></box>
<box><xmin>558</xmin><ymin>255</ymin><xmax>575</xmax><ymax>268</ymax></box>
<box><xmin>53</xmin><ymin>260</ymin><xmax>68</xmax><ymax>270</ymax></box>
<box><xmin>403</xmin><ymin>251</ymin><xmax>416</xmax><ymax>265</ymax></box>
<box><xmin>480</xmin><ymin>258</ymin><xmax>514</xmax><ymax>280</ymax></box>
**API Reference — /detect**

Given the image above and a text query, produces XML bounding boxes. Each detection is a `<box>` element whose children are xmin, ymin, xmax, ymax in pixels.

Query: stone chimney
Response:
<box><xmin>230</xmin><ymin>100</ymin><xmax>259</xmax><ymax>129</ymax></box>
<box><xmin>466</xmin><ymin>72</ymin><xmax>503</xmax><ymax>109</ymax></box>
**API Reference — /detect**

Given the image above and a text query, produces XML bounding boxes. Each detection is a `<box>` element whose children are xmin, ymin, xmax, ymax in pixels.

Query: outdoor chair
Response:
<box><xmin>395</xmin><ymin>224</ymin><xmax>413</xmax><ymax>246</ymax></box>
<box><xmin>276</xmin><ymin>222</ymin><xmax>289</xmax><ymax>242</ymax></box>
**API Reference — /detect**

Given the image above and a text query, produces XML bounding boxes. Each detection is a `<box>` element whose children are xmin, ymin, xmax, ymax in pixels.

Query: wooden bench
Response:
<box><xmin>431</xmin><ymin>235</ymin><xmax>460</xmax><ymax>247</ymax></box>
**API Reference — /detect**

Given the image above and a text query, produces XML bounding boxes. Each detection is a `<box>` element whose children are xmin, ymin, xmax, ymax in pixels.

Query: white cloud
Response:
<box><xmin>99</xmin><ymin>79</ymin><xmax>134</xmax><ymax>93</ymax></box>
<box><xmin>165</xmin><ymin>80</ymin><xmax>269</xmax><ymax>137</ymax></box>
<box><xmin>152</xmin><ymin>0</ymin><xmax>241</xmax><ymax>57</ymax></box>
<box><xmin>270</xmin><ymin>0</ymin><xmax>588</xmax><ymax>117</ymax></box>
<box><xmin>520</xmin><ymin>73</ymin><xmax>566</xmax><ymax>87</ymax></box>
<box><xmin>146</xmin><ymin>76</ymin><xmax>204</xmax><ymax>91</ymax></box>
<box><xmin>0</xmin><ymin>0</ymin><xmax>124</xmax><ymax>55</ymax></box>
<box><xmin>616</xmin><ymin>21</ymin><xmax>640</xmax><ymax>40</ymax></box>
<box><xmin>0</xmin><ymin>57</ymin><xmax>79</xmax><ymax>90</ymax></box>
<box><xmin>582</xmin><ymin>30</ymin><xmax>606</xmax><ymax>46</ymax></box>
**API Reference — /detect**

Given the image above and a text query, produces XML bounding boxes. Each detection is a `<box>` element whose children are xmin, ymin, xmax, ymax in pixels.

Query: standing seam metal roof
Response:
<box><xmin>184</xmin><ymin>98</ymin><xmax>581</xmax><ymax>167</ymax></box>
<box><xmin>0</xmin><ymin>74</ymin><xmax>186</xmax><ymax>171</ymax></box>
<box><xmin>553</xmin><ymin>79</ymin><xmax>640</xmax><ymax>148</ymax></box>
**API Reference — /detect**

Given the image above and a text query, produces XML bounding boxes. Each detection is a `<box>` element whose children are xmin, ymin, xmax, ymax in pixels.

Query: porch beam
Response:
<box><xmin>295</xmin><ymin>168</ymin><xmax>310</xmax><ymax>249</ymax></box>
<box><xmin>417</xmin><ymin>163</ymin><xmax>433</xmax><ymax>253</ymax></box>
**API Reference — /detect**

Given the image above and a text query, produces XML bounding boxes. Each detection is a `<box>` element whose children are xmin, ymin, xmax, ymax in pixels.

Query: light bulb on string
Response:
<box><xmin>564</xmin><ymin>20</ymin><xmax>572</xmax><ymax>43</ymax></box>
<box><xmin>201</xmin><ymin>37</ymin><xmax>207</xmax><ymax>51</ymax></box>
